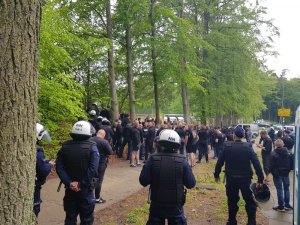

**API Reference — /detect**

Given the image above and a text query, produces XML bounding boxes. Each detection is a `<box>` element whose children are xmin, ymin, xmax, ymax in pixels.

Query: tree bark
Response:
<box><xmin>177</xmin><ymin>1</ymin><xmax>190</xmax><ymax>124</ymax></box>
<box><xmin>125</xmin><ymin>25</ymin><xmax>136</xmax><ymax>122</ymax></box>
<box><xmin>0</xmin><ymin>0</ymin><xmax>41</xmax><ymax>224</ymax></box>
<box><xmin>106</xmin><ymin>0</ymin><xmax>119</xmax><ymax>121</ymax></box>
<box><xmin>150</xmin><ymin>0</ymin><xmax>160</xmax><ymax>124</ymax></box>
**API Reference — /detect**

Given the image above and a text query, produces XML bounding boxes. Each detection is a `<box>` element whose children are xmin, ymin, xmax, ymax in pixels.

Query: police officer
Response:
<box><xmin>34</xmin><ymin>123</ymin><xmax>54</xmax><ymax>217</ymax></box>
<box><xmin>139</xmin><ymin>129</ymin><xmax>196</xmax><ymax>225</ymax></box>
<box><xmin>56</xmin><ymin>121</ymin><xmax>99</xmax><ymax>225</ymax></box>
<box><xmin>214</xmin><ymin>126</ymin><xmax>264</xmax><ymax>225</ymax></box>
<box><xmin>90</xmin><ymin>129</ymin><xmax>113</xmax><ymax>204</ymax></box>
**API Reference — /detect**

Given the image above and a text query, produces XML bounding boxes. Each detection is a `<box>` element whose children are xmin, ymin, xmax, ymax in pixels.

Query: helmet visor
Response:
<box><xmin>41</xmin><ymin>130</ymin><xmax>52</xmax><ymax>142</ymax></box>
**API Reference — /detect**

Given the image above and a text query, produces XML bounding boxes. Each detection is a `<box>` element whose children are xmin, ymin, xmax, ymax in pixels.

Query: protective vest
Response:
<box><xmin>150</xmin><ymin>152</ymin><xmax>184</xmax><ymax>207</ymax></box>
<box><xmin>61</xmin><ymin>140</ymin><xmax>95</xmax><ymax>182</ymax></box>
<box><xmin>224</xmin><ymin>142</ymin><xmax>252</xmax><ymax>178</ymax></box>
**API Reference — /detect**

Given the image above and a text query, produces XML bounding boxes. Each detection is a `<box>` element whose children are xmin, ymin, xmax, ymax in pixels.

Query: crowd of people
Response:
<box><xmin>33</xmin><ymin>104</ymin><xmax>296</xmax><ymax>225</ymax></box>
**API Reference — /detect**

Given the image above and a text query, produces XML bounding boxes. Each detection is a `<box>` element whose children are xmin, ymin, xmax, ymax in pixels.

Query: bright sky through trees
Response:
<box><xmin>263</xmin><ymin>0</ymin><xmax>300</xmax><ymax>79</ymax></box>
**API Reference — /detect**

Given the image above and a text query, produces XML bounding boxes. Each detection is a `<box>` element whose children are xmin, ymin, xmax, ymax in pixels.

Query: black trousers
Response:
<box><xmin>95</xmin><ymin>160</ymin><xmax>107</xmax><ymax>199</ymax></box>
<box><xmin>226</xmin><ymin>177</ymin><xmax>257</xmax><ymax>225</ymax></box>
<box><xmin>63</xmin><ymin>189</ymin><xmax>95</xmax><ymax>225</ymax></box>
<box><xmin>198</xmin><ymin>142</ymin><xmax>208</xmax><ymax>162</ymax></box>
<box><xmin>262</xmin><ymin>153</ymin><xmax>271</xmax><ymax>176</ymax></box>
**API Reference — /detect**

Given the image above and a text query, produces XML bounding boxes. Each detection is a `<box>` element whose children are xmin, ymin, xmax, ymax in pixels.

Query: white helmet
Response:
<box><xmin>71</xmin><ymin>121</ymin><xmax>92</xmax><ymax>136</ymax></box>
<box><xmin>36</xmin><ymin>123</ymin><xmax>51</xmax><ymax>142</ymax></box>
<box><xmin>158</xmin><ymin>129</ymin><xmax>180</xmax><ymax>147</ymax></box>
<box><xmin>89</xmin><ymin>110</ymin><xmax>96</xmax><ymax>116</ymax></box>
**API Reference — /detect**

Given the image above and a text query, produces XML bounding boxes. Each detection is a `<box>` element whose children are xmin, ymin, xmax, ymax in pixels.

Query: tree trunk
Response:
<box><xmin>150</xmin><ymin>0</ymin><xmax>160</xmax><ymax>124</ymax></box>
<box><xmin>125</xmin><ymin>25</ymin><xmax>136</xmax><ymax>122</ymax></box>
<box><xmin>106</xmin><ymin>0</ymin><xmax>119</xmax><ymax>121</ymax></box>
<box><xmin>177</xmin><ymin>1</ymin><xmax>190</xmax><ymax>124</ymax></box>
<box><xmin>0</xmin><ymin>1</ymin><xmax>41</xmax><ymax>224</ymax></box>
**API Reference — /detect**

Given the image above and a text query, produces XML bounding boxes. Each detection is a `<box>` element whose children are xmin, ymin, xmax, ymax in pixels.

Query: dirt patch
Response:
<box><xmin>94</xmin><ymin>158</ymin><xmax>269</xmax><ymax>225</ymax></box>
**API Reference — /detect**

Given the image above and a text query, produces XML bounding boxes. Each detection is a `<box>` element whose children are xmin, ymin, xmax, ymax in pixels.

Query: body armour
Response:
<box><xmin>224</xmin><ymin>142</ymin><xmax>253</xmax><ymax>178</ymax></box>
<box><xmin>150</xmin><ymin>152</ymin><xmax>185</xmax><ymax>207</ymax></box>
<box><xmin>60</xmin><ymin>140</ymin><xmax>95</xmax><ymax>182</ymax></box>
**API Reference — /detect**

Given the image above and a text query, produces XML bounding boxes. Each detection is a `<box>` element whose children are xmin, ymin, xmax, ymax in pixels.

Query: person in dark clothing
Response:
<box><xmin>214</xmin><ymin>128</ymin><xmax>225</xmax><ymax>158</ymax></box>
<box><xmin>175</xmin><ymin>122</ymin><xmax>186</xmax><ymax>155</ymax></box>
<box><xmin>99</xmin><ymin>118</ymin><xmax>114</xmax><ymax>145</ymax></box>
<box><xmin>268</xmin><ymin>127</ymin><xmax>275</xmax><ymax>144</ymax></box>
<box><xmin>140</xmin><ymin>129</ymin><xmax>196</xmax><ymax>225</ymax></box>
<box><xmin>281</xmin><ymin>130</ymin><xmax>295</xmax><ymax>152</ymax></box>
<box><xmin>90</xmin><ymin>129</ymin><xmax>113</xmax><ymax>204</ymax></box>
<box><xmin>121</xmin><ymin>121</ymin><xmax>133</xmax><ymax>160</ymax></box>
<box><xmin>56</xmin><ymin>121</ymin><xmax>99</xmax><ymax>225</ymax></box>
<box><xmin>88</xmin><ymin>110</ymin><xmax>100</xmax><ymax>133</ymax></box>
<box><xmin>145</xmin><ymin>121</ymin><xmax>156</xmax><ymax>161</ymax></box>
<box><xmin>197</xmin><ymin>126</ymin><xmax>209</xmax><ymax>163</ymax></box>
<box><xmin>131</xmin><ymin>121</ymin><xmax>142</xmax><ymax>167</ymax></box>
<box><xmin>214</xmin><ymin>126</ymin><xmax>264</xmax><ymax>225</ymax></box>
<box><xmin>91</xmin><ymin>102</ymin><xmax>100</xmax><ymax>117</ymax></box>
<box><xmin>256</xmin><ymin>130</ymin><xmax>273</xmax><ymax>179</ymax></box>
<box><xmin>34</xmin><ymin>123</ymin><xmax>54</xmax><ymax>217</ymax></box>
<box><xmin>269</xmin><ymin>139</ymin><xmax>293</xmax><ymax>211</ymax></box>
<box><xmin>156</xmin><ymin>123</ymin><xmax>168</xmax><ymax>136</ymax></box>
<box><xmin>113</xmin><ymin>119</ymin><xmax>123</xmax><ymax>157</ymax></box>
<box><xmin>185</xmin><ymin>124</ymin><xmax>198</xmax><ymax>167</ymax></box>
<box><xmin>100</xmin><ymin>105</ymin><xmax>111</xmax><ymax>121</ymax></box>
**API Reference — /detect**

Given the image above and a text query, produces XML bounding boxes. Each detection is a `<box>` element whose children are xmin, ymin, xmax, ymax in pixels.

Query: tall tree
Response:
<box><xmin>0</xmin><ymin>0</ymin><xmax>42</xmax><ymax>224</ymax></box>
<box><xmin>106</xmin><ymin>0</ymin><xmax>119</xmax><ymax>121</ymax></box>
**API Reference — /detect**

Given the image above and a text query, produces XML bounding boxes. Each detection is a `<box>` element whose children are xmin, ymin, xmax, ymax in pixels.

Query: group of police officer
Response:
<box><xmin>35</xmin><ymin>117</ymin><xmax>281</xmax><ymax>225</ymax></box>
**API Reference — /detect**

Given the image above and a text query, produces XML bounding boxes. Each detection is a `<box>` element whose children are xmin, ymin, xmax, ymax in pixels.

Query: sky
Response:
<box><xmin>262</xmin><ymin>0</ymin><xmax>300</xmax><ymax>79</ymax></box>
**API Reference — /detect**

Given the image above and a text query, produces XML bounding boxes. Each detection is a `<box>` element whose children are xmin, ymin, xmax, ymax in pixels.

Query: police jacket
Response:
<box><xmin>214</xmin><ymin>141</ymin><xmax>264</xmax><ymax>183</ymax></box>
<box><xmin>56</xmin><ymin>139</ymin><xmax>99</xmax><ymax>189</ymax></box>
<box><xmin>90</xmin><ymin>136</ymin><xmax>112</xmax><ymax>163</ymax></box>
<box><xmin>270</xmin><ymin>147</ymin><xmax>291</xmax><ymax>177</ymax></box>
<box><xmin>123</xmin><ymin>124</ymin><xmax>132</xmax><ymax>141</ymax></box>
<box><xmin>139</xmin><ymin>152</ymin><xmax>196</xmax><ymax>208</ymax></box>
<box><xmin>36</xmin><ymin>145</ymin><xmax>51</xmax><ymax>186</ymax></box>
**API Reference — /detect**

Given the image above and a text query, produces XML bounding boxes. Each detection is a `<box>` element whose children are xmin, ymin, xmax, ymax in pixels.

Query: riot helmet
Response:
<box><xmin>250</xmin><ymin>183</ymin><xmax>270</xmax><ymax>203</ymax></box>
<box><xmin>36</xmin><ymin>123</ymin><xmax>51</xmax><ymax>142</ymax></box>
<box><xmin>157</xmin><ymin>129</ymin><xmax>180</xmax><ymax>152</ymax></box>
<box><xmin>89</xmin><ymin>110</ymin><xmax>96</xmax><ymax>116</ymax></box>
<box><xmin>70</xmin><ymin>121</ymin><xmax>93</xmax><ymax>140</ymax></box>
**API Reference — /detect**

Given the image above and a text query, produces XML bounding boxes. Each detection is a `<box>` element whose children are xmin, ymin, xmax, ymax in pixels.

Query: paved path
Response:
<box><xmin>252</xmin><ymin>142</ymin><xmax>294</xmax><ymax>225</ymax></box>
<box><xmin>38</xmin><ymin>159</ymin><xmax>143</xmax><ymax>225</ymax></box>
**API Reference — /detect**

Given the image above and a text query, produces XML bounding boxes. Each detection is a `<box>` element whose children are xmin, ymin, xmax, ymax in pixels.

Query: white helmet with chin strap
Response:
<box><xmin>36</xmin><ymin>123</ymin><xmax>51</xmax><ymax>142</ymax></box>
<box><xmin>157</xmin><ymin>129</ymin><xmax>180</xmax><ymax>151</ymax></box>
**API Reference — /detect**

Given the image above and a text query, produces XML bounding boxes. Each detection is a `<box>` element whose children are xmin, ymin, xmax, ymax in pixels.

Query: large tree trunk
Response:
<box><xmin>106</xmin><ymin>0</ymin><xmax>119</xmax><ymax>121</ymax></box>
<box><xmin>177</xmin><ymin>1</ymin><xmax>190</xmax><ymax>124</ymax></box>
<box><xmin>150</xmin><ymin>0</ymin><xmax>160</xmax><ymax>124</ymax></box>
<box><xmin>0</xmin><ymin>1</ymin><xmax>41</xmax><ymax>224</ymax></box>
<box><xmin>125</xmin><ymin>25</ymin><xmax>136</xmax><ymax>122</ymax></box>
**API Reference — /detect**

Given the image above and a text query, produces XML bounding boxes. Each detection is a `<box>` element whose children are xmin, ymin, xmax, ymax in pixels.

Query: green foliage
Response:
<box><xmin>38</xmin><ymin>74</ymin><xmax>85</xmax><ymax>130</ymax></box>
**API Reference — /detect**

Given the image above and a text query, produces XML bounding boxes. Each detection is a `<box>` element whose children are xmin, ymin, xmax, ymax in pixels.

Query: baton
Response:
<box><xmin>57</xmin><ymin>181</ymin><xmax>62</xmax><ymax>192</ymax></box>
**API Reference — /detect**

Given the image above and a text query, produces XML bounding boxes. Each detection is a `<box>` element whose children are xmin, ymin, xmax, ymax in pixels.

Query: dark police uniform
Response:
<box><xmin>214</xmin><ymin>141</ymin><xmax>264</xmax><ymax>225</ymax></box>
<box><xmin>90</xmin><ymin>136</ymin><xmax>113</xmax><ymax>201</ymax></box>
<box><xmin>34</xmin><ymin>145</ymin><xmax>51</xmax><ymax>217</ymax></box>
<box><xmin>140</xmin><ymin>152</ymin><xmax>196</xmax><ymax>225</ymax></box>
<box><xmin>56</xmin><ymin>139</ymin><xmax>99</xmax><ymax>225</ymax></box>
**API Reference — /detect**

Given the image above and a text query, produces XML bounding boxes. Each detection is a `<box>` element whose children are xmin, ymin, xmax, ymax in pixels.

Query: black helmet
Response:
<box><xmin>250</xmin><ymin>183</ymin><xmax>270</xmax><ymax>203</ymax></box>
